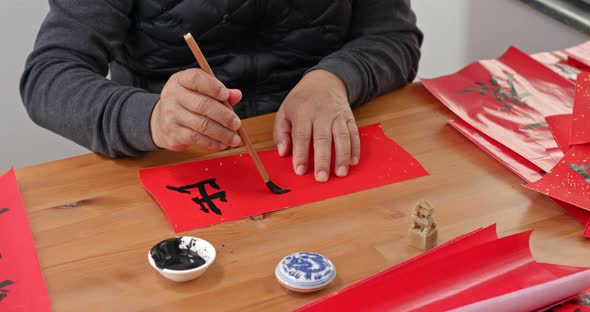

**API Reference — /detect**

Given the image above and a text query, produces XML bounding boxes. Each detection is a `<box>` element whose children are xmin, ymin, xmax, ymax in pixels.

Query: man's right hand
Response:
<box><xmin>150</xmin><ymin>68</ymin><xmax>243</xmax><ymax>152</ymax></box>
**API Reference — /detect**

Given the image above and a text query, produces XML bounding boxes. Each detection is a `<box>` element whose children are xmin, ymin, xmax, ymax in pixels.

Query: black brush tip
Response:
<box><xmin>266</xmin><ymin>180</ymin><xmax>290</xmax><ymax>194</ymax></box>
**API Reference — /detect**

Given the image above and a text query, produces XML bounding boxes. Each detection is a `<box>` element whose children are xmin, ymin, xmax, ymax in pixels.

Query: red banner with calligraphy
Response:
<box><xmin>422</xmin><ymin>46</ymin><xmax>575</xmax><ymax>172</ymax></box>
<box><xmin>140</xmin><ymin>124</ymin><xmax>428</xmax><ymax>233</ymax></box>
<box><xmin>0</xmin><ymin>168</ymin><xmax>51</xmax><ymax>312</ymax></box>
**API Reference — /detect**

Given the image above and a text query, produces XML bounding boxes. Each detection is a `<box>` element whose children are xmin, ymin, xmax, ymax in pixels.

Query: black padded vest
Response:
<box><xmin>110</xmin><ymin>0</ymin><xmax>352</xmax><ymax>118</ymax></box>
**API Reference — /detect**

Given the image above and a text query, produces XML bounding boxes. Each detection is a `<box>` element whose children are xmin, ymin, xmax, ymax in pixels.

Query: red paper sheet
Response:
<box><xmin>422</xmin><ymin>46</ymin><xmax>574</xmax><ymax>172</ymax></box>
<box><xmin>550</xmin><ymin>288</ymin><xmax>590</xmax><ymax>312</ymax></box>
<box><xmin>566</xmin><ymin>41</ymin><xmax>590</xmax><ymax>68</ymax></box>
<box><xmin>448</xmin><ymin>119</ymin><xmax>590</xmax><ymax>236</ymax></box>
<box><xmin>532</xmin><ymin>50</ymin><xmax>583</xmax><ymax>83</ymax></box>
<box><xmin>0</xmin><ymin>168</ymin><xmax>51</xmax><ymax>312</ymax></box>
<box><xmin>546</xmin><ymin>114</ymin><xmax>573</xmax><ymax>153</ymax></box>
<box><xmin>570</xmin><ymin>72</ymin><xmax>590</xmax><ymax>145</ymax></box>
<box><xmin>296</xmin><ymin>225</ymin><xmax>590</xmax><ymax>312</ymax></box>
<box><xmin>552</xmin><ymin>199</ymin><xmax>590</xmax><ymax>238</ymax></box>
<box><xmin>455</xmin><ymin>270</ymin><xmax>590</xmax><ymax>312</ymax></box>
<box><xmin>448</xmin><ymin>119</ymin><xmax>543</xmax><ymax>183</ymax></box>
<box><xmin>531</xmin><ymin>49</ymin><xmax>590</xmax><ymax>84</ymax></box>
<box><xmin>140</xmin><ymin>124</ymin><xmax>428</xmax><ymax>233</ymax></box>
<box><xmin>525</xmin><ymin>145</ymin><xmax>590</xmax><ymax>211</ymax></box>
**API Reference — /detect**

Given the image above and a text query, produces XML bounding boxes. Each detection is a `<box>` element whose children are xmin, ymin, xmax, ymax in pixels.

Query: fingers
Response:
<box><xmin>158</xmin><ymin>122</ymin><xmax>227</xmax><ymax>152</ymax></box>
<box><xmin>273</xmin><ymin>110</ymin><xmax>292</xmax><ymax>157</ymax></box>
<box><xmin>175</xmin><ymin>106</ymin><xmax>241</xmax><ymax>147</ymax></box>
<box><xmin>291</xmin><ymin>120</ymin><xmax>312</xmax><ymax>176</ymax></box>
<box><xmin>313</xmin><ymin>120</ymin><xmax>333</xmax><ymax>183</ymax></box>
<box><xmin>176</xmin><ymin>68</ymin><xmax>229</xmax><ymax>101</ymax></box>
<box><xmin>176</xmin><ymin>90</ymin><xmax>241</xmax><ymax>131</ymax></box>
<box><xmin>348</xmin><ymin>119</ymin><xmax>361</xmax><ymax>166</ymax></box>
<box><xmin>174</xmin><ymin>126</ymin><xmax>228</xmax><ymax>152</ymax></box>
<box><xmin>153</xmin><ymin>68</ymin><xmax>247</xmax><ymax>152</ymax></box>
<box><xmin>281</xmin><ymin>115</ymin><xmax>360</xmax><ymax>182</ymax></box>
<box><xmin>332</xmin><ymin>117</ymin><xmax>351</xmax><ymax>177</ymax></box>
<box><xmin>228</xmin><ymin>89</ymin><xmax>242</xmax><ymax>106</ymax></box>
<box><xmin>175</xmin><ymin>68</ymin><xmax>242</xmax><ymax>130</ymax></box>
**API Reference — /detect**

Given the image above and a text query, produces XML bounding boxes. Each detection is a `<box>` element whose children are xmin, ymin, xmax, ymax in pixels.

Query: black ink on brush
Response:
<box><xmin>150</xmin><ymin>238</ymin><xmax>206</xmax><ymax>271</ymax></box>
<box><xmin>0</xmin><ymin>208</ymin><xmax>8</xmax><ymax>214</ymax></box>
<box><xmin>266</xmin><ymin>180</ymin><xmax>290</xmax><ymax>194</ymax></box>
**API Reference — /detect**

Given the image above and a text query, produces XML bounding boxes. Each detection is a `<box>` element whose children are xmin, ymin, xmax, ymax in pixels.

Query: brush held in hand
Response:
<box><xmin>183</xmin><ymin>32</ymin><xmax>289</xmax><ymax>195</ymax></box>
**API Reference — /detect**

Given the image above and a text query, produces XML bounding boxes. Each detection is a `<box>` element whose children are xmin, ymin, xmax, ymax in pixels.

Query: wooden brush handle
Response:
<box><xmin>184</xmin><ymin>33</ymin><xmax>270</xmax><ymax>183</ymax></box>
<box><xmin>233</xmin><ymin>121</ymin><xmax>270</xmax><ymax>182</ymax></box>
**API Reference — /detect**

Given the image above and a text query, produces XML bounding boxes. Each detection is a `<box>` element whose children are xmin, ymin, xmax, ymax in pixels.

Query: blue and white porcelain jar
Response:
<box><xmin>275</xmin><ymin>252</ymin><xmax>336</xmax><ymax>292</ymax></box>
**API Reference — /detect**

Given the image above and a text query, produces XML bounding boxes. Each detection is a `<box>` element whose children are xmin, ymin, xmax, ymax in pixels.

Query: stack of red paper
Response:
<box><xmin>421</xmin><ymin>41</ymin><xmax>590</xmax><ymax>238</ymax></box>
<box><xmin>296</xmin><ymin>225</ymin><xmax>590</xmax><ymax>312</ymax></box>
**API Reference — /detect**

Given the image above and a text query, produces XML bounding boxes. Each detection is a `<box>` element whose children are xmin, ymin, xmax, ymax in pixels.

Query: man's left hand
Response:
<box><xmin>274</xmin><ymin>70</ymin><xmax>361</xmax><ymax>183</ymax></box>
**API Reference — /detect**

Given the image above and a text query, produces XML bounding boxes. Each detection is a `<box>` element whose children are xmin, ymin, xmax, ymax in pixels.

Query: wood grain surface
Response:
<box><xmin>14</xmin><ymin>83</ymin><xmax>590</xmax><ymax>311</ymax></box>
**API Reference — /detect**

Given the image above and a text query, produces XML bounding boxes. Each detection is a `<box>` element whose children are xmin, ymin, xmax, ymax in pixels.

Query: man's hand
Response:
<box><xmin>150</xmin><ymin>69</ymin><xmax>243</xmax><ymax>152</ymax></box>
<box><xmin>274</xmin><ymin>70</ymin><xmax>361</xmax><ymax>183</ymax></box>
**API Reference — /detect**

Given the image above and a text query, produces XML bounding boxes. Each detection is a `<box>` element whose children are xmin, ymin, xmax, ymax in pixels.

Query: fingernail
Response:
<box><xmin>231</xmin><ymin>118</ymin><xmax>241</xmax><ymax>131</ymax></box>
<box><xmin>336</xmin><ymin>166</ymin><xmax>348</xmax><ymax>177</ymax></box>
<box><xmin>232</xmin><ymin>88</ymin><xmax>243</xmax><ymax>99</ymax></box>
<box><xmin>231</xmin><ymin>135</ymin><xmax>241</xmax><ymax>147</ymax></box>
<box><xmin>316</xmin><ymin>171</ymin><xmax>329</xmax><ymax>182</ymax></box>
<box><xmin>277</xmin><ymin>143</ymin><xmax>286</xmax><ymax>156</ymax></box>
<box><xmin>351</xmin><ymin>157</ymin><xmax>359</xmax><ymax>166</ymax></box>
<box><xmin>296</xmin><ymin>165</ymin><xmax>306</xmax><ymax>176</ymax></box>
<box><xmin>219</xmin><ymin>88</ymin><xmax>230</xmax><ymax>100</ymax></box>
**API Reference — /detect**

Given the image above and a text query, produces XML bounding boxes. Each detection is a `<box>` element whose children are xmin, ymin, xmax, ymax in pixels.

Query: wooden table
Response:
<box><xmin>17</xmin><ymin>83</ymin><xmax>590</xmax><ymax>311</ymax></box>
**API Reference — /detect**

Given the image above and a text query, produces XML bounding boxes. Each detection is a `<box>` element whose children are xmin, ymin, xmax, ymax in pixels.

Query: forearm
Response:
<box><xmin>309</xmin><ymin>0</ymin><xmax>422</xmax><ymax>107</ymax></box>
<box><xmin>20</xmin><ymin>0</ymin><xmax>159</xmax><ymax>158</ymax></box>
<box><xmin>20</xmin><ymin>58</ymin><xmax>159</xmax><ymax>157</ymax></box>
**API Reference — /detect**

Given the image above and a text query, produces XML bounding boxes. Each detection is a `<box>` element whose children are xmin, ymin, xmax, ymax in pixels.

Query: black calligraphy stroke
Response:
<box><xmin>166</xmin><ymin>179</ymin><xmax>227</xmax><ymax>215</ymax></box>
<box><xmin>570</xmin><ymin>163</ymin><xmax>590</xmax><ymax>185</ymax></box>
<box><xmin>0</xmin><ymin>280</ymin><xmax>14</xmax><ymax>302</ymax></box>
<box><xmin>0</xmin><ymin>280</ymin><xmax>13</xmax><ymax>289</ymax></box>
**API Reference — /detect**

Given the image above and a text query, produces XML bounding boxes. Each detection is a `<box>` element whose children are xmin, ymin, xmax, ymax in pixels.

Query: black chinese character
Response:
<box><xmin>167</xmin><ymin>179</ymin><xmax>227</xmax><ymax>215</ymax></box>
<box><xmin>570</xmin><ymin>164</ymin><xmax>590</xmax><ymax>185</ymax></box>
<box><xmin>458</xmin><ymin>73</ymin><xmax>532</xmax><ymax>110</ymax></box>
<box><xmin>0</xmin><ymin>208</ymin><xmax>8</xmax><ymax>215</ymax></box>
<box><xmin>0</xmin><ymin>280</ymin><xmax>14</xmax><ymax>302</ymax></box>
<box><xmin>552</xmin><ymin>63</ymin><xmax>581</xmax><ymax>81</ymax></box>
<box><xmin>522</xmin><ymin>121</ymin><xmax>548</xmax><ymax>130</ymax></box>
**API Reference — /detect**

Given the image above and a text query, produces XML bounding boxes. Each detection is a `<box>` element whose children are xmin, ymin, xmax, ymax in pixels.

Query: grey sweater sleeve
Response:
<box><xmin>20</xmin><ymin>0</ymin><xmax>160</xmax><ymax>158</ymax></box>
<box><xmin>308</xmin><ymin>0</ymin><xmax>423</xmax><ymax>107</ymax></box>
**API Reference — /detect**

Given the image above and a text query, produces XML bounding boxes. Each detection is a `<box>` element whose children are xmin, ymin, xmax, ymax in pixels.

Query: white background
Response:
<box><xmin>0</xmin><ymin>0</ymin><xmax>587</xmax><ymax>171</ymax></box>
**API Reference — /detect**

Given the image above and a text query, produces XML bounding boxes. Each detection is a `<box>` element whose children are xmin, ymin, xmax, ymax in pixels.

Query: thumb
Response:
<box><xmin>227</xmin><ymin>89</ymin><xmax>242</xmax><ymax>106</ymax></box>
<box><xmin>273</xmin><ymin>110</ymin><xmax>292</xmax><ymax>157</ymax></box>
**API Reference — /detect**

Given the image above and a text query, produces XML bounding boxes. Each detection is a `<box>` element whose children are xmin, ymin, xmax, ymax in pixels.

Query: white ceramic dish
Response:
<box><xmin>148</xmin><ymin>236</ymin><xmax>216</xmax><ymax>282</ymax></box>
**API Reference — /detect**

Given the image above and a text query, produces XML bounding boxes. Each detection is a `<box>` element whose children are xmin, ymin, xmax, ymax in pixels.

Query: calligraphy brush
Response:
<box><xmin>183</xmin><ymin>33</ymin><xmax>290</xmax><ymax>195</ymax></box>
